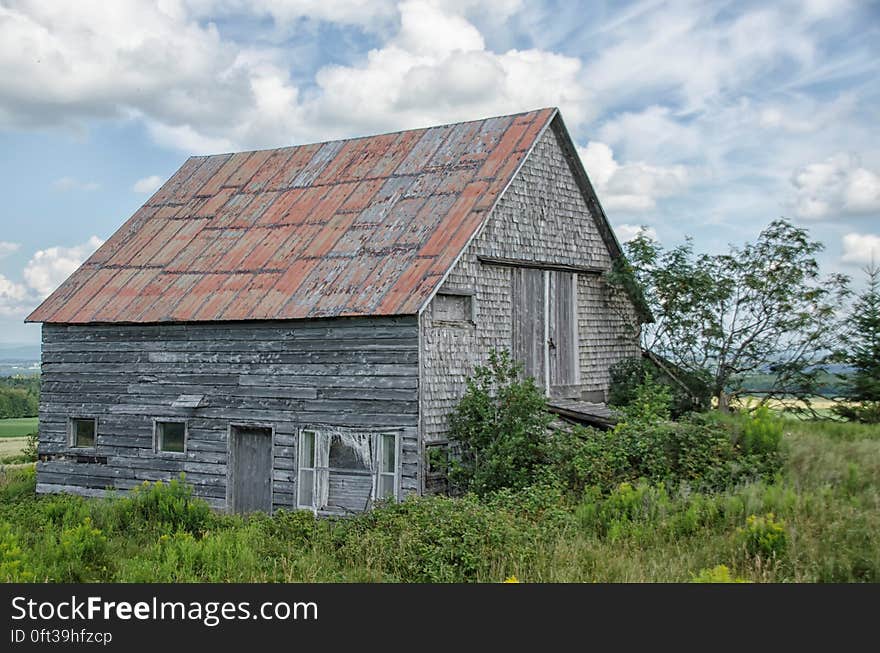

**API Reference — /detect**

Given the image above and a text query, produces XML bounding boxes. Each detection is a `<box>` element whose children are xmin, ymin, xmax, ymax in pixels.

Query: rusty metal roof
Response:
<box><xmin>27</xmin><ymin>108</ymin><xmax>557</xmax><ymax>324</ymax></box>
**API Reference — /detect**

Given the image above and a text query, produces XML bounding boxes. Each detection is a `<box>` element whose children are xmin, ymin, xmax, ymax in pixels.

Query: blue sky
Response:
<box><xmin>0</xmin><ymin>0</ymin><xmax>878</xmax><ymax>344</ymax></box>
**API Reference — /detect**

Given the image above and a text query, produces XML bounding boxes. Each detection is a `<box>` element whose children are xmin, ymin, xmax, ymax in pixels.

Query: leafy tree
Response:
<box><xmin>609</xmin><ymin>220</ymin><xmax>849</xmax><ymax>413</ymax></box>
<box><xmin>834</xmin><ymin>263</ymin><xmax>880</xmax><ymax>422</ymax></box>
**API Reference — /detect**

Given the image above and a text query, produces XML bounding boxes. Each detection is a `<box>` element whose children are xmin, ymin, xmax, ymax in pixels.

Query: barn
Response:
<box><xmin>26</xmin><ymin>108</ymin><xmax>646</xmax><ymax>514</ymax></box>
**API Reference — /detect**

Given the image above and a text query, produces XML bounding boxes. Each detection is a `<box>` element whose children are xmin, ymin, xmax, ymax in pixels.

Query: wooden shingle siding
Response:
<box><xmin>420</xmin><ymin>119</ymin><xmax>640</xmax><ymax>453</ymax></box>
<box><xmin>37</xmin><ymin>317</ymin><xmax>420</xmax><ymax>509</ymax></box>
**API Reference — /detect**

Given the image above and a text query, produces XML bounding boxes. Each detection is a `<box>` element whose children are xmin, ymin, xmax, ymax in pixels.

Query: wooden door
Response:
<box><xmin>548</xmin><ymin>271</ymin><xmax>579</xmax><ymax>394</ymax></box>
<box><xmin>511</xmin><ymin>268</ymin><xmax>579</xmax><ymax>396</ymax></box>
<box><xmin>511</xmin><ymin>267</ymin><xmax>546</xmax><ymax>388</ymax></box>
<box><xmin>229</xmin><ymin>425</ymin><xmax>273</xmax><ymax>513</ymax></box>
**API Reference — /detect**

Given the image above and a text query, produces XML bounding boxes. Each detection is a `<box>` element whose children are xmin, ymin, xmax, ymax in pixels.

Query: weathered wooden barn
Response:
<box><xmin>27</xmin><ymin>108</ymin><xmax>645</xmax><ymax>514</ymax></box>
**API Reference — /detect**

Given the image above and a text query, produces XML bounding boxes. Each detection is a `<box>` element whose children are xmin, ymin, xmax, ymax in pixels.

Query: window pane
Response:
<box><xmin>381</xmin><ymin>434</ymin><xmax>396</xmax><ymax>472</ymax></box>
<box><xmin>159</xmin><ymin>422</ymin><xmax>185</xmax><ymax>453</ymax></box>
<box><xmin>73</xmin><ymin>419</ymin><xmax>95</xmax><ymax>447</ymax></box>
<box><xmin>379</xmin><ymin>473</ymin><xmax>395</xmax><ymax>499</ymax></box>
<box><xmin>298</xmin><ymin>469</ymin><xmax>314</xmax><ymax>507</ymax></box>
<box><xmin>329</xmin><ymin>433</ymin><xmax>371</xmax><ymax>470</ymax></box>
<box><xmin>301</xmin><ymin>431</ymin><xmax>315</xmax><ymax>467</ymax></box>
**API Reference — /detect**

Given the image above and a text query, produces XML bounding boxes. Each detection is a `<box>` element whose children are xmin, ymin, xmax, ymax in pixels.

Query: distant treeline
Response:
<box><xmin>0</xmin><ymin>376</ymin><xmax>39</xmax><ymax>418</ymax></box>
<box><xmin>740</xmin><ymin>370</ymin><xmax>851</xmax><ymax>398</ymax></box>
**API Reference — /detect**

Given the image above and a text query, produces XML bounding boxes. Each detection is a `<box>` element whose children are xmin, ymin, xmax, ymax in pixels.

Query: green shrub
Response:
<box><xmin>331</xmin><ymin>494</ymin><xmax>536</xmax><ymax>582</ymax></box>
<box><xmin>0</xmin><ymin>465</ymin><xmax>35</xmax><ymax>504</ymax></box>
<box><xmin>609</xmin><ymin>356</ymin><xmax>710</xmax><ymax>417</ymax></box>
<box><xmin>113</xmin><ymin>476</ymin><xmax>212</xmax><ymax>535</ymax></box>
<box><xmin>691</xmin><ymin>564</ymin><xmax>750</xmax><ymax>583</ymax></box>
<box><xmin>448</xmin><ymin>349</ymin><xmax>552</xmax><ymax>496</ymax></box>
<box><xmin>741</xmin><ymin>406</ymin><xmax>783</xmax><ymax>456</ymax></box>
<box><xmin>117</xmin><ymin>528</ymin><xmax>261</xmax><ymax>582</ymax></box>
<box><xmin>738</xmin><ymin>512</ymin><xmax>787</xmax><ymax>559</ymax></box>
<box><xmin>0</xmin><ymin>522</ymin><xmax>32</xmax><ymax>581</ymax></box>
<box><xmin>30</xmin><ymin>517</ymin><xmax>110</xmax><ymax>582</ymax></box>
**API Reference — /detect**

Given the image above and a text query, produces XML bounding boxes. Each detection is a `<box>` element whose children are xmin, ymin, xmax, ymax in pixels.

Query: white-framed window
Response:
<box><xmin>297</xmin><ymin>429</ymin><xmax>400</xmax><ymax>512</ymax></box>
<box><xmin>69</xmin><ymin>417</ymin><xmax>97</xmax><ymax>449</ymax></box>
<box><xmin>154</xmin><ymin>420</ymin><xmax>187</xmax><ymax>454</ymax></box>
<box><xmin>377</xmin><ymin>433</ymin><xmax>399</xmax><ymax>500</ymax></box>
<box><xmin>298</xmin><ymin>429</ymin><xmax>318</xmax><ymax>509</ymax></box>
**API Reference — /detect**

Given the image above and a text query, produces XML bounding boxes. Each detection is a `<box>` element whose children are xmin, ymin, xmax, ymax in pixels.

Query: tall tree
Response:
<box><xmin>837</xmin><ymin>263</ymin><xmax>880</xmax><ymax>417</ymax></box>
<box><xmin>609</xmin><ymin>219</ymin><xmax>849</xmax><ymax>413</ymax></box>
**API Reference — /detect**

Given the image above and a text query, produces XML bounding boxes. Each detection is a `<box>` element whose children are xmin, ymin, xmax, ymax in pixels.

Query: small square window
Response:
<box><xmin>70</xmin><ymin>418</ymin><xmax>96</xmax><ymax>448</ymax></box>
<box><xmin>433</xmin><ymin>293</ymin><xmax>473</xmax><ymax>323</ymax></box>
<box><xmin>156</xmin><ymin>421</ymin><xmax>186</xmax><ymax>454</ymax></box>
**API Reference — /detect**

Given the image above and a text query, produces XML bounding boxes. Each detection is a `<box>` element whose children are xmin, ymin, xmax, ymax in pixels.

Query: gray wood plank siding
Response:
<box><xmin>37</xmin><ymin>317</ymin><xmax>420</xmax><ymax>509</ymax></box>
<box><xmin>420</xmin><ymin>120</ymin><xmax>641</xmax><ymax>456</ymax></box>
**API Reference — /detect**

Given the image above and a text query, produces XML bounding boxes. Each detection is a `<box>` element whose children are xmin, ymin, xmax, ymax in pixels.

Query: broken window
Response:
<box><xmin>155</xmin><ymin>421</ymin><xmax>186</xmax><ymax>454</ymax></box>
<box><xmin>297</xmin><ymin>429</ymin><xmax>399</xmax><ymax>512</ymax></box>
<box><xmin>69</xmin><ymin>417</ymin><xmax>96</xmax><ymax>448</ymax></box>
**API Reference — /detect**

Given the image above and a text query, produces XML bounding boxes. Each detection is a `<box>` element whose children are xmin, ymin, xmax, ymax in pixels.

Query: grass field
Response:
<box><xmin>0</xmin><ymin>415</ymin><xmax>877</xmax><ymax>582</ymax></box>
<box><xmin>0</xmin><ymin>437</ymin><xmax>27</xmax><ymax>460</ymax></box>
<box><xmin>0</xmin><ymin>417</ymin><xmax>38</xmax><ymax>438</ymax></box>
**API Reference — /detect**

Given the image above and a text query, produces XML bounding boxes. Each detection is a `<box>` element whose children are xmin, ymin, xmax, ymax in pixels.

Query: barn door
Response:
<box><xmin>511</xmin><ymin>267</ymin><xmax>546</xmax><ymax>388</ymax></box>
<box><xmin>228</xmin><ymin>425</ymin><xmax>273</xmax><ymax>513</ymax></box>
<box><xmin>548</xmin><ymin>271</ymin><xmax>579</xmax><ymax>395</ymax></box>
<box><xmin>511</xmin><ymin>268</ymin><xmax>579</xmax><ymax>396</ymax></box>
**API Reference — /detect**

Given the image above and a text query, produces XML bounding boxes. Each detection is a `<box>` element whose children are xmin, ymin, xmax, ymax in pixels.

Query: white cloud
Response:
<box><xmin>580</xmin><ymin>3</ymin><xmax>818</xmax><ymax>115</ymax></box>
<box><xmin>132</xmin><ymin>175</ymin><xmax>164</xmax><ymax>194</ymax></box>
<box><xmin>52</xmin><ymin>177</ymin><xmax>100</xmax><ymax>192</ymax></box>
<box><xmin>791</xmin><ymin>154</ymin><xmax>880</xmax><ymax>220</ymax></box>
<box><xmin>596</xmin><ymin>106</ymin><xmax>701</xmax><ymax>163</ymax></box>
<box><xmin>0</xmin><ymin>0</ymin><xmax>592</xmax><ymax>153</ymax></box>
<box><xmin>0</xmin><ymin>274</ymin><xmax>29</xmax><ymax>317</ymax></box>
<box><xmin>22</xmin><ymin>236</ymin><xmax>104</xmax><ymax>298</ymax></box>
<box><xmin>615</xmin><ymin>224</ymin><xmax>658</xmax><ymax>243</ymax></box>
<box><xmin>0</xmin><ymin>242</ymin><xmax>20</xmax><ymax>258</ymax></box>
<box><xmin>578</xmin><ymin>141</ymin><xmax>688</xmax><ymax>213</ymax></box>
<box><xmin>305</xmin><ymin>1</ymin><xmax>593</xmax><ymax>140</ymax></box>
<box><xmin>842</xmin><ymin>233</ymin><xmax>880</xmax><ymax>265</ymax></box>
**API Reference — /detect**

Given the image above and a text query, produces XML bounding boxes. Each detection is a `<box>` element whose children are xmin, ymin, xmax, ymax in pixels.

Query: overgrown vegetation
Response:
<box><xmin>452</xmin><ymin>355</ymin><xmax>782</xmax><ymax>498</ymax></box>
<box><xmin>1</xmin><ymin>340</ymin><xmax>875</xmax><ymax>583</ymax></box>
<box><xmin>1</xmin><ymin>409</ymin><xmax>877</xmax><ymax>583</ymax></box>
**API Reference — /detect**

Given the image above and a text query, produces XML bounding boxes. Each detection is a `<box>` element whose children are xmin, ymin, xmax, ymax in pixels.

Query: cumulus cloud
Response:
<box><xmin>132</xmin><ymin>175</ymin><xmax>164</xmax><ymax>194</ymax></box>
<box><xmin>52</xmin><ymin>177</ymin><xmax>100</xmax><ymax>192</ymax></box>
<box><xmin>578</xmin><ymin>141</ymin><xmax>688</xmax><ymax>213</ymax></box>
<box><xmin>0</xmin><ymin>274</ymin><xmax>29</xmax><ymax>317</ymax></box>
<box><xmin>0</xmin><ymin>1</ymin><xmax>591</xmax><ymax>153</ymax></box>
<box><xmin>22</xmin><ymin>236</ymin><xmax>104</xmax><ymax>298</ymax></box>
<box><xmin>0</xmin><ymin>242</ymin><xmax>20</xmax><ymax>258</ymax></box>
<box><xmin>615</xmin><ymin>224</ymin><xmax>658</xmax><ymax>243</ymax></box>
<box><xmin>842</xmin><ymin>233</ymin><xmax>880</xmax><ymax>265</ymax></box>
<box><xmin>791</xmin><ymin>154</ymin><xmax>880</xmax><ymax>220</ymax></box>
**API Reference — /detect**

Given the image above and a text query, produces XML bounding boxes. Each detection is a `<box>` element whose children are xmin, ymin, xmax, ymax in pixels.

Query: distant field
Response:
<box><xmin>0</xmin><ymin>417</ymin><xmax>38</xmax><ymax>438</ymax></box>
<box><xmin>733</xmin><ymin>396</ymin><xmax>845</xmax><ymax>417</ymax></box>
<box><xmin>0</xmin><ymin>437</ymin><xmax>27</xmax><ymax>459</ymax></box>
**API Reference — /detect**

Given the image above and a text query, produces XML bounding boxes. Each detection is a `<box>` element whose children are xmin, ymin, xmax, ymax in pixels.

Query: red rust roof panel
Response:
<box><xmin>27</xmin><ymin>108</ymin><xmax>557</xmax><ymax>323</ymax></box>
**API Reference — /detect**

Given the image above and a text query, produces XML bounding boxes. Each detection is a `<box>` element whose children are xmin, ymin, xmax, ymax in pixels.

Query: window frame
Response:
<box><xmin>296</xmin><ymin>428</ymin><xmax>401</xmax><ymax>511</ymax></box>
<box><xmin>375</xmin><ymin>432</ymin><xmax>400</xmax><ymax>502</ymax></box>
<box><xmin>153</xmin><ymin>419</ymin><xmax>188</xmax><ymax>456</ymax></box>
<box><xmin>297</xmin><ymin>429</ymin><xmax>318</xmax><ymax>511</ymax></box>
<box><xmin>68</xmin><ymin>416</ymin><xmax>97</xmax><ymax>450</ymax></box>
<box><xmin>432</xmin><ymin>290</ymin><xmax>475</xmax><ymax>325</ymax></box>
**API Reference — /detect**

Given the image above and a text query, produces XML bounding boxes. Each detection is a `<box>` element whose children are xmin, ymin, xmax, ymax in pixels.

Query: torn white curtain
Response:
<box><xmin>315</xmin><ymin>432</ymin><xmax>330</xmax><ymax>510</ymax></box>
